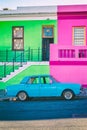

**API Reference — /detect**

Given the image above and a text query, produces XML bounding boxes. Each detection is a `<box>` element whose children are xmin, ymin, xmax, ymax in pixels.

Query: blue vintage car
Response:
<box><xmin>4</xmin><ymin>75</ymin><xmax>81</xmax><ymax>101</ymax></box>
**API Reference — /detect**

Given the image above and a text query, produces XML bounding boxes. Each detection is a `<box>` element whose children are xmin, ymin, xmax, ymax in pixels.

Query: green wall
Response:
<box><xmin>0</xmin><ymin>20</ymin><xmax>57</xmax><ymax>88</ymax></box>
<box><xmin>0</xmin><ymin>20</ymin><xmax>57</xmax><ymax>50</ymax></box>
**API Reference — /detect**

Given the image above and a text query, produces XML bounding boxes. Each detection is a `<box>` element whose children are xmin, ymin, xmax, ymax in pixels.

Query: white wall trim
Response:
<box><xmin>0</xmin><ymin>14</ymin><xmax>57</xmax><ymax>21</ymax></box>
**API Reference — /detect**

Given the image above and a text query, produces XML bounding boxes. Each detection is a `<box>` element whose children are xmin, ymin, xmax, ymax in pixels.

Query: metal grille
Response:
<box><xmin>73</xmin><ymin>27</ymin><xmax>85</xmax><ymax>46</ymax></box>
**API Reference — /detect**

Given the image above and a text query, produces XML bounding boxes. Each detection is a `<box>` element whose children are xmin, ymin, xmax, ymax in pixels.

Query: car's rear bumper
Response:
<box><xmin>78</xmin><ymin>88</ymin><xmax>87</xmax><ymax>97</ymax></box>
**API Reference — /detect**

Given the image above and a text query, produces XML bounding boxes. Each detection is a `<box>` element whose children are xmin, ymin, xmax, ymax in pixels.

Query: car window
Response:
<box><xmin>28</xmin><ymin>77</ymin><xmax>39</xmax><ymax>84</ymax></box>
<box><xmin>40</xmin><ymin>77</ymin><xmax>53</xmax><ymax>84</ymax></box>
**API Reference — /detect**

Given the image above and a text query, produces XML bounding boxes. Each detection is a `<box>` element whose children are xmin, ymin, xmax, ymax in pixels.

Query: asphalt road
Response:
<box><xmin>0</xmin><ymin>97</ymin><xmax>87</xmax><ymax>121</ymax></box>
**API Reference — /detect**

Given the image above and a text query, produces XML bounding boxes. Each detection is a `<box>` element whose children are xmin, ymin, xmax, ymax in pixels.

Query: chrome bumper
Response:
<box><xmin>79</xmin><ymin>88</ymin><xmax>87</xmax><ymax>96</ymax></box>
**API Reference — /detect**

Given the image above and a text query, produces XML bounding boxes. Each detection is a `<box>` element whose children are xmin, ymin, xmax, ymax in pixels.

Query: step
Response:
<box><xmin>0</xmin><ymin>62</ymin><xmax>49</xmax><ymax>82</ymax></box>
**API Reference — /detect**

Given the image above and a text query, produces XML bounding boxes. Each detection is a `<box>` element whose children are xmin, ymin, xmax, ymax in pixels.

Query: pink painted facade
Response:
<box><xmin>58</xmin><ymin>5</ymin><xmax>87</xmax><ymax>46</ymax></box>
<box><xmin>50</xmin><ymin>5</ymin><xmax>87</xmax><ymax>87</ymax></box>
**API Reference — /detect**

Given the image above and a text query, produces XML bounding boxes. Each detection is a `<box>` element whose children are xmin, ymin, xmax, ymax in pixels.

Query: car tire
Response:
<box><xmin>17</xmin><ymin>91</ymin><xmax>28</xmax><ymax>101</ymax></box>
<box><xmin>62</xmin><ymin>90</ymin><xmax>75</xmax><ymax>100</ymax></box>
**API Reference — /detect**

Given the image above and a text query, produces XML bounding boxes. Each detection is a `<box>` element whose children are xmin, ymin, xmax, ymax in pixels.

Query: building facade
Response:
<box><xmin>50</xmin><ymin>5</ymin><xmax>87</xmax><ymax>86</ymax></box>
<box><xmin>0</xmin><ymin>6</ymin><xmax>57</xmax><ymax>61</ymax></box>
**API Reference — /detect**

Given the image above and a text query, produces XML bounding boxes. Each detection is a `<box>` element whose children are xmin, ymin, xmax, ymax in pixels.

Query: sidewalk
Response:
<box><xmin>0</xmin><ymin>118</ymin><xmax>87</xmax><ymax>130</ymax></box>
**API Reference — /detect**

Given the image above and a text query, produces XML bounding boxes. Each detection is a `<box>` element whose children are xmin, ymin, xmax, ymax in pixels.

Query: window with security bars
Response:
<box><xmin>12</xmin><ymin>26</ymin><xmax>24</xmax><ymax>50</ymax></box>
<box><xmin>73</xmin><ymin>27</ymin><xmax>86</xmax><ymax>46</ymax></box>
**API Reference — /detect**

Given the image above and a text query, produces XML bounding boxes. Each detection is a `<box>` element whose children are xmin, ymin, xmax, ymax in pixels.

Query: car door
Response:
<box><xmin>39</xmin><ymin>76</ymin><xmax>57</xmax><ymax>97</ymax></box>
<box><xmin>26</xmin><ymin>76</ymin><xmax>40</xmax><ymax>97</ymax></box>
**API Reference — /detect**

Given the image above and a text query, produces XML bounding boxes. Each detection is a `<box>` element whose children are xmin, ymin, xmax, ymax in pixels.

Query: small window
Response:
<box><xmin>12</xmin><ymin>27</ymin><xmax>24</xmax><ymax>50</ymax></box>
<box><xmin>73</xmin><ymin>27</ymin><xmax>86</xmax><ymax>46</ymax></box>
<box><xmin>42</xmin><ymin>26</ymin><xmax>54</xmax><ymax>38</ymax></box>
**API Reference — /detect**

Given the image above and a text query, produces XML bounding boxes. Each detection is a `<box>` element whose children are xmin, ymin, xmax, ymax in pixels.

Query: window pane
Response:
<box><xmin>40</xmin><ymin>77</ymin><xmax>53</xmax><ymax>84</ymax></box>
<box><xmin>13</xmin><ymin>27</ymin><xmax>23</xmax><ymax>38</ymax></box>
<box><xmin>73</xmin><ymin>27</ymin><xmax>85</xmax><ymax>46</ymax></box>
<box><xmin>42</xmin><ymin>26</ymin><xmax>54</xmax><ymax>38</ymax></box>
<box><xmin>13</xmin><ymin>39</ymin><xmax>23</xmax><ymax>50</ymax></box>
<box><xmin>43</xmin><ymin>27</ymin><xmax>53</xmax><ymax>37</ymax></box>
<box><xmin>29</xmin><ymin>77</ymin><xmax>39</xmax><ymax>84</ymax></box>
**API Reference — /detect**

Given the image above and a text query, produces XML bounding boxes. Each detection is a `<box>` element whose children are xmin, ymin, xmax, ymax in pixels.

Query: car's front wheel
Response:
<box><xmin>62</xmin><ymin>90</ymin><xmax>75</xmax><ymax>100</ymax></box>
<box><xmin>17</xmin><ymin>91</ymin><xmax>28</xmax><ymax>101</ymax></box>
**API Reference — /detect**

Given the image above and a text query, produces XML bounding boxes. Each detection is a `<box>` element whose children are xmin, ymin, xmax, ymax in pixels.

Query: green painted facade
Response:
<box><xmin>0</xmin><ymin>20</ymin><xmax>57</xmax><ymax>62</ymax></box>
<box><xmin>0</xmin><ymin>20</ymin><xmax>57</xmax><ymax>50</ymax></box>
<box><xmin>0</xmin><ymin>19</ymin><xmax>57</xmax><ymax>88</ymax></box>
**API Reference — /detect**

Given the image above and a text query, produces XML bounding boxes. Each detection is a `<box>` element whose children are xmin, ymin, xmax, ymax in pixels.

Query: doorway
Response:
<box><xmin>42</xmin><ymin>26</ymin><xmax>54</xmax><ymax>61</ymax></box>
<box><xmin>42</xmin><ymin>38</ymin><xmax>54</xmax><ymax>61</ymax></box>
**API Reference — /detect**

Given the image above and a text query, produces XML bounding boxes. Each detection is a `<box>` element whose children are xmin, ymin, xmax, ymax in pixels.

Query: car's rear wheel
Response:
<box><xmin>62</xmin><ymin>90</ymin><xmax>75</xmax><ymax>100</ymax></box>
<box><xmin>17</xmin><ymin>91</ymin><xmax>28</xmax><ymax>101</ymax></box>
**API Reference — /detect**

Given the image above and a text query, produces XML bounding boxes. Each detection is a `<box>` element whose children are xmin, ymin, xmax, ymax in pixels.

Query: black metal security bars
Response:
<box><xmin>0</xmin><ymin>48</ymin><xmax>43</xmax><ymax>80</ymax></box>
<box><xmin>0</xmin><ymin>47</ymin><xmax>42</xmax><ymax>62</ymax></box>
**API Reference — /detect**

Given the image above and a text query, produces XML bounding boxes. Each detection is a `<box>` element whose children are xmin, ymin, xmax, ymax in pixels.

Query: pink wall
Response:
<box><xmin>50</xmin><ymin>44</ymin><xmax>87</xmax><ymax>61</ymax></box>
<box><xmin>57</xmin><ymin>5</ymin><xmax>87</xmax><ymax>46</ymax></box>
<box><xmin>50</xmin><ymin>65</ymin><xmax>87</xmax><ymax>85</ymax></box>
<box><xmin>58</xmin><ymin>19</ymin><xmax>87</xmax><ymax>46</ymax></box>
<box><xmin>50</xmin><ymin>5</ymin><xmax>87</xmax><ymax>86</ymax></box>
<box><xmin>58</xmin><ymin>5</ymin><xmax>87</xmax><ymax>12</ymax></box>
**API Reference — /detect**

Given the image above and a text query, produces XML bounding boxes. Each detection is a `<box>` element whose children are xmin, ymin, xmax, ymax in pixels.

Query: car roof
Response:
<box><xmin>25</xmin><ymin>74</ymin><xmax>51</xmax><ymax>78</ymax></box>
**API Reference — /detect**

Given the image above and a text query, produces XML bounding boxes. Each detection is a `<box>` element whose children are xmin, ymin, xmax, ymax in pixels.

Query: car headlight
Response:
<box><xmin>4</xmin><ymin>89</ymin><xmax>7</xmax><ymax>95</ymax></box>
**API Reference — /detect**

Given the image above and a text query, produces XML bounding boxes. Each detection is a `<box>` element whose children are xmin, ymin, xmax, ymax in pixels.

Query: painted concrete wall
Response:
<box><xmin>50</xmin><ymin>5</ymin><xmax>87</xmax><ymax>86</ymax></box>
<box><xmin>0</xmin><ymin>20</ymin><xmax>57</xmax><ymax>62</ymax></box>
<box><xmin>58</xmin><ymin>19</ymin><xmax>87</xmax><ymax>46</ymax></box>
<box><xmin>0</xmin><ymin>7</ymin><xmax>56</xmax><ymax>87</ymax></box>
<box><xmin>50</xmin><ymin>65</ymin><xmax>87</xmax><ymax>85</ymax></box>
<box><xmin>50</xmin><ymin>44</ymin><xmax>87</xmax><ymax>85</ymax></box>
<box><xmin>0</xmin><ymin>20</ymin><xmax>57</xmax><ymax>50</ymax></box>
<box><xmin>58</xmin><ymin>5</ymin><xmax>87</xmax><ymax>46</ymax></box>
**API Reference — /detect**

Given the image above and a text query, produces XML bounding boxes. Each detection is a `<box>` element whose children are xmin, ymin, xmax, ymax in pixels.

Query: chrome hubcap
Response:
<box><xmin>64</xmin><ymin>91</ymin><xmax>73</xmax><ymax>100</ymax></box>
<box><xmin>18</xmin><ymin>92</ymin><xmax>27</xmax><ymax>101</ymax></box>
